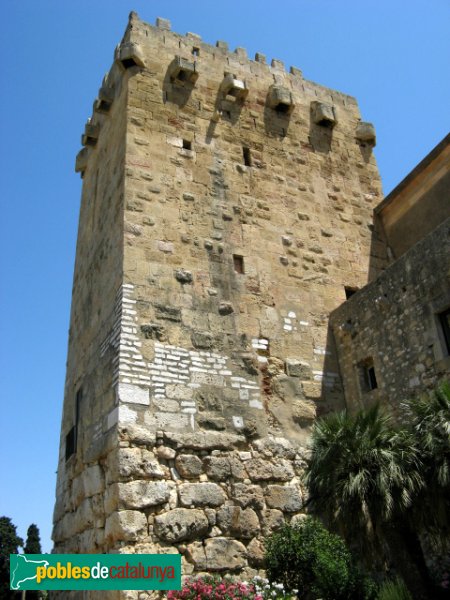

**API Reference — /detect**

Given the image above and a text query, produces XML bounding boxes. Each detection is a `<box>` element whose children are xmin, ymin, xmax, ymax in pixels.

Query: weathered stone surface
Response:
<box><xmin>156</xmin><ymin>446</ymin><xmax>176</xmax><ymax>460</ymax></box>
<box><xmin>292</xmin><ymin>399</ymin><xmax>316</xmax><ymax>424</ymax></box>
<box><xmin>179</xmin><ymin>483</ymin><xmax>226</xmax><ymax>507</ymax></box>
<box><xmin>118</xmin><ymin>481</ymin><xmax>170</xmax><ymax>509</ymax></box>
<box><xmin>311</xmin><ymin>100</ymin><xmax>336</xmax><ymax>126</ymax></box>
<box><xmin>154</xmin><ymin>508</ymin><xmax>208</xmax><ymax>542</ymax></box>
<box><xmin>175</xmin><ymin>454</ymin><xmax>203</xmax><ymax>479</ymax></box>
<box><xmin>200</xmin><ymin>538</ymin><xmax>247</xmax><ymax>571</ymax></box>
<box><xmin>105</xmin><ymin>510</ymin><xmax>147</xmax><ymax>542</ymax></box>
<box><xmin>140</xmin><ymin>323</ymin><xmax>165</xmax><ymax>340</ymax></box>
<box><xmin>154</xmin><ymin>304</ymin><xmax>181</xmax><ymax>322</ymax></box>
<box><xmin>232</xmin><ymin>483</ymin><xmax>265</xmax><ymax>510</ymax></box>
<box><xmin>164</xmin><ymin>431</ymin><xmax>245</xmax><ymax>451</ymax></box>
<box><xmin>113</xmin><ymin>448</ymin><xmax>165</xmax><ymax>480</ymax></box>
<box><xmin>217</xmin><ymin>506</ymin><xmax>260</xmax><ymax>539</ymax></box>
<box><xmin>265</xmin><ymin>485</ymin><xmax>303</xmax><ymax>512</ymax></box>
<box><xmin>260</xmin><ymin>510</ymin><xmax>285</xmax><ymax>537</ymax></box>
<box><xmin>245</xmin><ymin>458</ymin><xmax>294</xmax><ymax>481</ymax></box>
<box><xmin>204</xmin><ymin>456</ymin><xmax>247</xmax><ymax>480</ymax></box>
<box><xmin>174</xmin><ymin>269</ymin><xmax>193</xmax><ymax>284</ymax></box>
<box><xmin>83</xmin><ymin>465</ymin><xmax>105</xmax><ymax>498</ymax></box>
<box><xmin>285</xmin><ymin>359</ymin><xmax>312</xmax><ymax>379</ymax></box>
<box><xmin>218</xmin><ymin>301</ymin><xmax>234</xmax><ymax>315</ymax></box>
<box><xmin>253</xmin><ymin>437</ymin><xmax>296</xmax><ymax>459</ymax></box>
<box><xmin>205</xmin><ymin>538</ymin><xmax>247</xmax><ymax>571</ymax></box>
<box><xmin>191</xmin><ymin>331</ymin><xmax>214</xmax><ymax>349</ymax></box>
<box><xmin>355</xmin><ymin>121</ymin><xmax>376</xmax><ymax>145</ymax></box>
<box><xmin>247</xmin><ymin>537</ymin><xmax>265</xmax><ymax>567</ymax></box>
<box><xmin>119</xmin><ymin>424</ymin><xmax>156</xmax><ymax>446</ymax></box>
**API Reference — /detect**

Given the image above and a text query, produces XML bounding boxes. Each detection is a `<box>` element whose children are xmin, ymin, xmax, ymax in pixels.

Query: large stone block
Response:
<box><xmin>154</xmin><ymin>508</ymin><xmax>209</xmax><ymax>542</ymax></box>
<box><xmin>179</xmin><ymin>483</ymin><xmax>226</xmax><ymax>507</ymax></box>
<box><xmin>232</xmin><ymin>483</ymin><xmax>265</xmax><ymax>510</ymax></box>
<box><xmin>105</xmin><ymin>510</ymin><xmax>147</xmax><ymax>542</ymax></box>
<box><xmin>175</xmin><ymin>454</ymin><xmax>203</xmax><ymax>479</ymax></box>
<box><xmin>205</xmin><ymin>538</ymin><xmax>247</xmax><ymax>571</ymax></box>
<box><xmin>204</xmin><ymin>456</ymin><xmax>246</xmax><ymax>480</ymax></box>
<box><xmin>265</xmin><ymin>485</ymin><xmax>303</xmax><ymax>512</ymax></box>
<box><xmin>83</xmin><ymin>465</ymin><xmax>104</xmax><ymax>498</ymax></box>
<box><xmin>245</xmin><ymin>458</ymin><xmax>294</xmax><ymax>481</ymax></box>
<box><xmin>260</xmin><ymin>509</ymin><xmax>285</xmax><ymax>535</ymax></box>
<box><xmin>164</xmin><ymin>431</ymin><xmax>245</xmax><ymax>451</ymax></box>
<box><xmin>217</xmin><ymin>506</ymin><xmax>260</xmax><ymax>539</ymax></box>
<box><xmin>118</xmin><ymin>481</ymin><xmax>170</xmax><ymax>509</ymax></box>
<box><xmin>285</xmin><ymin>359</ymin><xmax>312</xmax><ymax>379</ymax></box>
<box><xmin>111</xmin><ymin>447</ymin><xmax>165</xmax><ymax>480</ymax></box>
<box><xmin>181</xmin><ymin>538</ymin><xmax>248</xmax><ymax>572</ymax></box>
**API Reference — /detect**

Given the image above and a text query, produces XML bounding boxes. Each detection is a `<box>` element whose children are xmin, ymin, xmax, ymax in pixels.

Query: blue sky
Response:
<box><xmin>1</xmin><ymin>0</ymin><xmax>449</xmax><ymax>553</ymax></box>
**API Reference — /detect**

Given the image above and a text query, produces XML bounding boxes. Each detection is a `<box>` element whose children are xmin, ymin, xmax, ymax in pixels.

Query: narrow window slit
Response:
<box><xmin>243</xmin><ymin>147</ymin><xmax>252</xmax><ymax>166</ymax></box>
<box><xmin>233</xmin><ymin>255</ymin><xmax>244</xmax><ymax>274</ymax></box>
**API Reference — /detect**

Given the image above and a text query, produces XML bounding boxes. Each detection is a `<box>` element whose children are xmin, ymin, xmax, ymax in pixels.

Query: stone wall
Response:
<box><xmin>53</xmin><ymin>11</ymin><xmax>389</xmax><ymax>594</ymax></box>
<box><xmin>331</xmin><ymin>218</ymin><xmax>450</xmax><ymax>414</ymax></box>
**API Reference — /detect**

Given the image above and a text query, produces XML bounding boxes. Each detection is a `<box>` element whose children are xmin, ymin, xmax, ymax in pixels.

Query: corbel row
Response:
<box><xmin>75</xmin><ymin>42</ymin><xmax>376</xmax><ymax>176</ymax></box>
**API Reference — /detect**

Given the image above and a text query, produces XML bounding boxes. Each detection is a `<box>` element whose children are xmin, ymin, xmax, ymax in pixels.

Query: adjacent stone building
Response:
<box><xmin>52</xmin><ymin>11</ymin><xmax>449</xmax><ymax>598</ymax></box>
<box><xmin>331</xmin><ymin>133</ymin><xmax>450</xmax><ymax>414</ymax></box>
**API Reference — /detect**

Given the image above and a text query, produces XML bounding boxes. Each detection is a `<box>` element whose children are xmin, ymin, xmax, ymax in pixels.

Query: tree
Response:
<box><xmin>0</xmin><ymin>516</ymin><xmax>23</xmax><ymax>599</ymax></box>
<box><xmin>264</xmin><ymin>517</ymin><xmax>377</xmax><ymax>599</ymax></box>
<box><xmin>24</xmin><ymin>524</ymin><xmax>42</xmax><ymax>555</ymax></box>
<box><xmin>304</xmin><ymin>404</ymin><xmax>432</xmax><ymax>598</ymax></box>
<box><xmin>406</xmin><ymin>381</ymin><xmax>450</xmax><ymax>541</ymax></box>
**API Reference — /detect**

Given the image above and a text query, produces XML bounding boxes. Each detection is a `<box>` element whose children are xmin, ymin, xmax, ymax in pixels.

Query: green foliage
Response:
<box><xmin>0</xmin><ymin>516</ymin><xmax>23</xmax><ymax>600</ymax></box>
<box><xmin>405</xmin><ymin>381</ymin><xmax>450</xmax><ymax>540</ymax></box>
<box><xmin>24</xmin><ymin>523</ymin><xmax>42</xmax><ymax>555</ymax></box>
<box><xmin>305</xmin><ymin>404</ymin><xmax>424</xmax><ymax>536</ymax></box>
<box><xmin>377</xmin><ymin>578</ymin><xmax>412</xmax><ymax>600</ymax></box>
<box><xmin>264</xmin><ymin>517</ymin><xmax>377</xmax><ymax>600</ymax></box>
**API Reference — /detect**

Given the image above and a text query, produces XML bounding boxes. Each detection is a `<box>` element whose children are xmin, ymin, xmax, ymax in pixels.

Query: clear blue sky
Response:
<box><xmin>1</xmin><ymin>0</ymin><xmax>449</xmax><ymax>553</ymax></box>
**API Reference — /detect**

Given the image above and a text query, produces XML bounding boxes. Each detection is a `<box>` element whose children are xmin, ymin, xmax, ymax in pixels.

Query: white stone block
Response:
<box><xmin>117</xmin><ymin>383</ymin><xmax>149</xmax><ymax>405</ymax></box>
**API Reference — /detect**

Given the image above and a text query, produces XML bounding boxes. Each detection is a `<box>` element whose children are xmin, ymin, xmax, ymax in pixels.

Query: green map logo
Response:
<box><xmin>10</xmin><ymin>554</ymin><xmax>181</xmax><ymax>591</ymax></box>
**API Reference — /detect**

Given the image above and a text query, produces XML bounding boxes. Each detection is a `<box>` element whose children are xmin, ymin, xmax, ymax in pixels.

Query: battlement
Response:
<box><xmin>76</xmin><ymin>12</ymin><xmax>375</xmax><ymax>177</ymax></box>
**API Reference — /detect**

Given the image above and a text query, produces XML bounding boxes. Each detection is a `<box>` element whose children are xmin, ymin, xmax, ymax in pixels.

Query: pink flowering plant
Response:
<box><xmin>167</xmin><ymin>575</ymin><xmax>297</xmax><ymax>600</ymax></box>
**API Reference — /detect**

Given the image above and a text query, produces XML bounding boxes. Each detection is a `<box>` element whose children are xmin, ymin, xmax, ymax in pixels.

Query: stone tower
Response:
<box><xmin>53</xmin><ymin>11</ymin><xmax>386</xmax><ymax>584</ymax></box>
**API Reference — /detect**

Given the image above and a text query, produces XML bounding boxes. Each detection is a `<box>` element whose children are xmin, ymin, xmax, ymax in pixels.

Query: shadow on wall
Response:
<box><xmin>318</xmin><ymin>321</ymin><xmax>348</xmax><ymax>419</ymax></box>
<box><xmin>317</xmin><ymin>143</ymin><xmax>390</xmax><ymax>414</ymax></box>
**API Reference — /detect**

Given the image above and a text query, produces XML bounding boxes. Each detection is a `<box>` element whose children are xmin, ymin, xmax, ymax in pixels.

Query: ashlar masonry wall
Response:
<box><xmin>53</xmin><ymin>12</ymin><xmax>388</xmax><ymax>592</ymax></box>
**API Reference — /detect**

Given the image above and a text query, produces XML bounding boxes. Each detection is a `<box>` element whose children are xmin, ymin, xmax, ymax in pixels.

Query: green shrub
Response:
<box><xmin>377</xmin><ymin>577</ymin><xmax>412</xmax><ymax>600</ymax></box>
<box><xmin>264</xmin><ymin>517</ymin><xmax>377</xmax><ymax>600</ymax></box>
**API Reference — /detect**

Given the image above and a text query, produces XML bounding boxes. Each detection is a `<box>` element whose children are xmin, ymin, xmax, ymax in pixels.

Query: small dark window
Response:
<box><xmin>233</xmin><ymin>255</ymin><xmax>244</xmax><ymax>274</ymax></box>
<box><xmin>358</xmin><ymin>358</ymin><xmax>378</xmax><ymax>392</ymax></box>
<box><xmin>439</xmin><ymin>308</ymin><xmax>450</xmax><ymax>355</ymax></box>
<box><xmin>65</xmin><ymin>426</ymin><xmax>77</xmax><ymax>461</ymax></box>
<box><xmin>182</xmin><ymin>139</ymin><xmax>192</xmax><ymax>150</ymax></box>
<box><xmin>366</xmin><ymin>366</ymin><xmax>378</xmax><ymax>390</ymax></box>
<box><xmin>65</xmin><ymin>387</ymin><xmax>82</xmax><ymax>461</ymax></box>
<box><xmin>192</xmin><ymin>47</ymin><xmax>200</xmax><ymax>57</ymax></box>
<box><xmin>345</xmin><ymin>286</ymin><xmax>359</xmax><ymax>299</ymax></box>
<box><xmin>243</xmin><ymin>147</ymin><xmax>252</xmax><ymax>166</ymax></box>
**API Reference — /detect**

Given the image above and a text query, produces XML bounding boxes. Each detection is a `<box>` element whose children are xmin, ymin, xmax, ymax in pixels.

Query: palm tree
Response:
<box><xmin>406</xmin><ymin>381</ymin><xmax>450</xmax><ymax>541</ymax></box>
<box><xmin>304</xmin><ymin>404</ymin><xmax>431</xmax><ymax>597</ymax></box>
